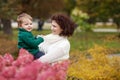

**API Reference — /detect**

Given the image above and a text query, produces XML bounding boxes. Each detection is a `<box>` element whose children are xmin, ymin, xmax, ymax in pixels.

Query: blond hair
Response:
<box><xmin>17</xmin><ymin>13</ymin><xmax>33</xmax><ymax>27</ymax></box>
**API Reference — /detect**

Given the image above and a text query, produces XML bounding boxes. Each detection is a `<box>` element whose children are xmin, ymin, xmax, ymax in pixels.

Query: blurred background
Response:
<box><xmin>0</xmin><ymin>0</ymin><xmax>120</xmax><ymax>79</ymax></box>
<box><xmin>0</xmin><ymin>0</ymin><xmax>120</xmax><ymax>35</ymax></box>
<box><xmin>0</xmin><ymin>0</ymin><xmax>120</xmax><ymax>57</ymax></box>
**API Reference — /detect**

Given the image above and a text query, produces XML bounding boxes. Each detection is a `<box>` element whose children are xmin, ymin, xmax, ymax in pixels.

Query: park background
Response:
<box><xmin>0</xmin><ymin>0</ymin><xmax>120</xmax><ymax>80</ymax></box>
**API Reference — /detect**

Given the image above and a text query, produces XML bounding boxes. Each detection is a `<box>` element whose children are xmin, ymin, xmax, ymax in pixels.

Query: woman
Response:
<box><xmin>37</xmin><ymin>13</ymin><xmax>76</xmax><ymax>63</ymax></box>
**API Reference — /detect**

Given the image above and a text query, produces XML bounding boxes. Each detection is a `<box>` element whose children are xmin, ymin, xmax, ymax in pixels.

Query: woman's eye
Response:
<box><xmin>53</xmin><ymin>25</ymin><xmax>56</xmax><ymax>27</ymax></box>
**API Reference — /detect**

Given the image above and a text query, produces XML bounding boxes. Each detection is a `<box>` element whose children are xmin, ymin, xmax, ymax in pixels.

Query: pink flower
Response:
<box><xmin>12</xmin><ymin>48</ymin><xmax>34</xmax><ymax>67</ymax></box>
<box><xmin>37</xmin><ymin>68</ymin><xmax>56</xmax><ymax>80</ymax></box>
<box><xmin>0</xmin><ymin>49</ymin><xmax>69</xmax><ymax>80</ymax></box>
<box><xmin>15</xmin><ymin>61</ymin><xmax>42</xmax><ymax>80</ymax></box>
<box><xmin>1</xmin><ymin>66</ymin><xmax>16</xmax><ymax>78</ymax></box>
<box><xmin>0</xmin><ymin>55</ymin><xmax>5</xmax><ymax>71</ymax></box>
<box><xmin>3</xmin><ymin>53</ymin><xmax>14</xmax><ymax>66</ymax></box>
<box><xmin>0</xmin><ymin>76</ymin><xmax>7</xmax><ymax>80</ymax></box>
<box><xmin>56</xmin><ymin>70</ymin><xmax>67</xmax><ymax>80</ymax></box>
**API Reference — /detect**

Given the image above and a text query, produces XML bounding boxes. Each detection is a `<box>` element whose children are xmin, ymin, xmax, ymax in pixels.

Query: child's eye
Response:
<box><xmin>24</xmin><ymin>23</ymin><xmax>32</xmax><ymax>25</ymax></box>
<box><xmin>30</xmin><ymin>23</ymin><xmax>32</xmax><ymax>25</ymax></box>
<box><xmin>25</xmin><ymin>23</ymin><xmax>28</xmax><ymax>25</ymax></box>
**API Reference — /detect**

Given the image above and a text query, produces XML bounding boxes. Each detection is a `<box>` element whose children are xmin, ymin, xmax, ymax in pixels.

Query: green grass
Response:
<box><xmin>69</xmin><ymin>31</ymin><xmax>120</xmax><ymax>53</ymax></box>
<box><xmin>1</xmin><ymin>29</ymin><xmax>120</xmax><ymax>54</ymax></box>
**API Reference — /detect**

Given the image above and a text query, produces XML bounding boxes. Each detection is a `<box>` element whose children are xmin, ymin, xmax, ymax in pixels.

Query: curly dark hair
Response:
<box><xmin>51</xmin><ymin>13</ymin><xmax>76</xmax><ymax>37</ymax></box>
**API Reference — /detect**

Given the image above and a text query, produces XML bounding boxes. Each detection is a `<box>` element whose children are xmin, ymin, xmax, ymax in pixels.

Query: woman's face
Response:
<box><xmin>51</xmin><ymin>20</ymin><xmax>63</xmax><ymax>35</ymax></box>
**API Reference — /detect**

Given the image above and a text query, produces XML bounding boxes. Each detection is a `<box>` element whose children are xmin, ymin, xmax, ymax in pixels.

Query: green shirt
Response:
<box><xmin>18</xmin><ymin>28</ymin><xmax>44</xmax><ymax>55</ymax></box>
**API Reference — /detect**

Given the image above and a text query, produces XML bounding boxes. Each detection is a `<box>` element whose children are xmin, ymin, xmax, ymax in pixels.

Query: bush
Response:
<box><xmin>0</xmin><ymin>38</ymin><xmax>18</xmax><ymax>56</ymax></box>
<box><xmin>71</xmin><ymin>7</ymin><xmax>93</xmax><ymax>32</ymax></box>
<box><xmin>0</xmin><ymin>48</ymin><xmax>69</xmax><ymax>80</ymax></box>
<box><xmin>68</xmin><ymin>45</ymin><xmax>120</xmax><ymax>80</ymax></box>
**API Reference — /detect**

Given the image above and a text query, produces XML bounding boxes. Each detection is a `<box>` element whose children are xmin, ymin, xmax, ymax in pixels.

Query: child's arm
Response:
<box><xmin>21</xmin><ymin>34</ymin><xmax>44</xmax><ymax>48</ymax></box>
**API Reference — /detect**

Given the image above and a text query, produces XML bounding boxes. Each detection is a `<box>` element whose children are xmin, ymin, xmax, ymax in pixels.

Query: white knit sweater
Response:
<box><xmin>38</xmin><ymin>34</ymin><xmax>70</xmax><ymax>63</ymax></box>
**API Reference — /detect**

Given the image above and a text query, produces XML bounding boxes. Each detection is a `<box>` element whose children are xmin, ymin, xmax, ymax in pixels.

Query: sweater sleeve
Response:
<box><xmin>21</xmin><ymin>34</ymin><xmax>44</xmax><ymax>48</ymax></box>
<box><xmin>38</xmin><ymin>47</ymin><xmax>64</xmax><ymax>63</ymax></box>
<box><xmin>38</xmin><ymin>45</ymin><xmax>69</xmax><ymax>63</ymax></box>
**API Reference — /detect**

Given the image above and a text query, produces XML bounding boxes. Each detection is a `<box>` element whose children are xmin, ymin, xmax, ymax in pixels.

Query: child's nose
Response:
<box><xmin>29</xmin><ymin>24</ymin><xmax>32</xmax><ymax>27</ymax></box>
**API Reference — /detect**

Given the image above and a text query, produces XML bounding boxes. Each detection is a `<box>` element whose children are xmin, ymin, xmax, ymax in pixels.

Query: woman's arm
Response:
<box><xmin>38</xmin><ymin>46</ymin><xmax>68</xmax><ymax>63</ymax></box>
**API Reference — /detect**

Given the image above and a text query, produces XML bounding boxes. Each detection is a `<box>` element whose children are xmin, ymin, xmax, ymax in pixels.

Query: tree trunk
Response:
<box><xmin>1</xmin><ymin>18</ymin><xmax>12</xmax><ymax>35</ymax></box>
<box><xmin>115</xmin><ymin>22</ymin><xmax>120</xmax><ymax>38</ymax></box>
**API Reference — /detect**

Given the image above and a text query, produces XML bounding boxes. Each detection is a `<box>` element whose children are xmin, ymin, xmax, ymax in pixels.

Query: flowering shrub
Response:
<box><xmin>0</xmin><ymin>48</ymin><xmax>69</xmax><ymax>80</ymax></box>
<box><xmin>71</xmin><ymin>7</ymin><xmax>93</xmax><ymax>32</ymax></box>
<box><xmin>68</xmin><ymin>45</ymin><xmax>120</xmax><ymax>80</ymax></box>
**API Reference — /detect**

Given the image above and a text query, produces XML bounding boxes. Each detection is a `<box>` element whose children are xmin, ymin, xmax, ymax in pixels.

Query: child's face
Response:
<box><xmin>21</xmin><ymin>18</ymin><xmax>33</xmax><ymax>32</ymax></box>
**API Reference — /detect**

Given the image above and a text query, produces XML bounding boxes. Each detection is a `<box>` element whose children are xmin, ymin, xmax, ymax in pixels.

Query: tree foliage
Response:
<box><xmin>71</xmin><ymin>7</ymin><xmax>93</xmax><ymax>32</ymax></box>
<box><xmin>76</xmin><ymin>0</ymin><xmax>120</xmax><ymax>26</ymax></box>
<box><xmin>0</xmin><ymin>0</ymin><xmax>75</xmax><ymax>20</ymax></box>
<box><xmin>0</xmin><ymin>0</ymin><xmax>75</xmax><ymax>34</ymax></box>
<box><xmin>63</xmin><ymin>0</ymin><xmax>76</xmax><ymax>15</ymax></box>
<box><xmin>0</xmin><ymin>0</ymin><xmax>20</xmax><ymax>35</ymax></box>
<box><xmin>0</xmin><ymin>0</ymin><xmax>20</xmax><ymax>19</ymax></box>
<box><xmin>19</xmin><ymin>0</ymin><xmax>66</xmax><ymax>19</ymax></box>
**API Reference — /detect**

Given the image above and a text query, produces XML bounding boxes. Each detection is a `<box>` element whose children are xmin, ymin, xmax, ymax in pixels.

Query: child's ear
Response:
<box><xmin>19</xmin><ymin>24</ymin><xmax>22</xmax><ymax>27</ymax></box>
